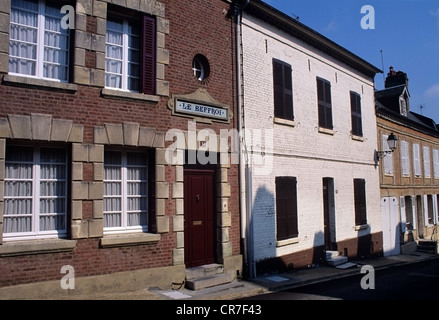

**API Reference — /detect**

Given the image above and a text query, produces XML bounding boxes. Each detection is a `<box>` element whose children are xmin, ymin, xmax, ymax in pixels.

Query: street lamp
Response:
<box><xmin>376</xmin><ymin>133</ymin><xmax>398</xmax><ymax>161</ymax></box>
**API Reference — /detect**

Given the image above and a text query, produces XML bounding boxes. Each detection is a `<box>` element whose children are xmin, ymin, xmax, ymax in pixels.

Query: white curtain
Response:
<box><xmin>9</xmin><ymin>0</ymin><xmax>69</xmax><ymax>81</ymax></box>
<box><xmin>4</xmin><ymin>146</ymin><xmax>67</xmax><ymax>235</ymax></box>
<box><xmin>104</xmin><ymin>151</ymin><xmax>148</xmax><ymax>229</ymax></box>
<box><xmin>105</xmin><ymin>20</ymin><xmax>123</xmax><ymax>89</ymax></box>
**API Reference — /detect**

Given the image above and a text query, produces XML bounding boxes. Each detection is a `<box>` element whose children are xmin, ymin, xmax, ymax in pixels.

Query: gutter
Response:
<box><xmin>233</xmin><ymin>0</ymin><xmax>255</xmax><ymax>280</ymax></box>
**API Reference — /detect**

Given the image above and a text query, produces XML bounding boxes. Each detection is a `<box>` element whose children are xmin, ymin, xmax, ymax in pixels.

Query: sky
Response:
<box><xmin>264</xmin><ymin>0</ymin><xmax>439</xmax><ymax>122</ymax></box>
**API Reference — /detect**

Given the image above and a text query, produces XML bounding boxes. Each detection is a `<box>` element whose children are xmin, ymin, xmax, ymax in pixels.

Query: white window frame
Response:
<box><xmin>9</xmin><ymin>0</ymin><xmax>70</xmax><ymax>82</ymax></box>
<box><xmin>105</xmin><ymin>17</ymin><xmax>140</xmax><ymax>92</ymax></box>
<box><xmin>413</xmin><ymin>143</ymin><xmax>421</xmax><ymax>177</ymax></box>
<box><xmin>3</xmin><ymin>145</ymin><xmax>68</xmax><ymax>241</ymax></box>
<box><xmin>103</xmin><ymin>150</ymin><xmax>149</xmax><ymax>234</ymax></box>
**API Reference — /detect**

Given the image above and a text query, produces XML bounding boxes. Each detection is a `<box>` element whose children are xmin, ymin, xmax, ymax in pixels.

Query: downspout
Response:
<box><xmin>234</xmin><ymin>0</ymin><xmax>254</xmax><ymax>280</ymax></box>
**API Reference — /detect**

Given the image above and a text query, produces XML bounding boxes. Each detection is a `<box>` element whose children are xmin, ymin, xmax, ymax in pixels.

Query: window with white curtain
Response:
<box><xmin>3</xmin><ymin>145</ymin><xmax>68</xmax><ymax>240</ymax></box>
<box><xmin>9</xmin><ymin>0</ymin><xmax>70</xmax><ymax>82</ymax></box>
<box><xmin>105</xmin><ymin>16</ymin><xmax>141</xmax><ymax>92</ymax></box>
<box><xmin>103</xmin><ymin>150</ymin><xmax>148</xmax><ymax>233</ymax></box>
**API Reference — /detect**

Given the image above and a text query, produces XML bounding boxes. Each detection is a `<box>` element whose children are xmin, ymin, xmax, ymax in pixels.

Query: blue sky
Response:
<box><xmin>264</xmin><ymin>0</ymin><xmax>439</xmax><ymax>122</ymax></box>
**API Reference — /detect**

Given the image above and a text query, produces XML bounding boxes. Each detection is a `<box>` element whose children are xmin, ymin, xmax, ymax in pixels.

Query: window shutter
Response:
<box><xmin>400</xmin><ymin>196</ymin><xmax>406</xmax><ymax>233</ymax></box>
<box><xmin>354</xmin><ymin>179</ymin><xmax>367</xmax><ymax>225</ymax></box>
<box><xmin>434</xmin><ymin>149</ymin><xmax>439</xmax><ymax>178</ymax></box>
<box><xmin>401</xmin><ymin>141</ymin><xmax>410</xmax><ymax>175</ymax></box>
<box><xmin>413</xmin><ymin>144</ymin><xmax>421</xmax><ymax>176</ymax></box>
<box><xmin>423</xmin><ymin>146</ymin><xmax>431</xmax><ymax>178</ymax></box>
<box><xmin>273</xmin><ymin>60</ymin><xmax>284</xmax><ymax>119</ymax></box>
<box><xmin>350</xmin><ymin>92</ymin><xmax>362</xmax><ymax>136</ymax></box>
<box><xmin>275</xmin><ymin>176</ymin><xmax>298</xmax><ymax>240</ymax></box>
<box><xmin>141</xmin><ymin>15</ymin><xmax>156</xmax><ymax>95</ymax></box>
<box><xmin>317</xmin><ymin>78</ymin><xmax>332</xmax><ymax>129</ymax></box>
<box><xmin>382</xmin><ymin>135</ymin><xmax>393</xmax><ymax>175</ymax></box>
<box><xmin>273</xmin><ymin>60</ymin><xmax>294</xmax><ymax>121</ymax></box>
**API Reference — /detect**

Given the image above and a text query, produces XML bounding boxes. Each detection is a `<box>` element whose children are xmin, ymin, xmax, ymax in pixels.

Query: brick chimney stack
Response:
<box><xmin>385</xmin><ymin>66</ymin><xmax>409</xmax><ymax>89</ymax></box>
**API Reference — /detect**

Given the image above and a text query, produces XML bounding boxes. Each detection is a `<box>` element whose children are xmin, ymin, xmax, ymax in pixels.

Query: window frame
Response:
<box><xmin>317</xmin><ymin>77</ymin><xmax>333</xmax><ymax>130</ymax></box>
<box><xmin>103</xmin><ymin>149</ymin><xmax>151</xmax><ymax>235</ymax></box>
<box><xmin>273</xmin><ymin>59</ymin><xmax>294</xmax><ymax>122</ymax></box>
<box><xmin>275</xmin><ymin>176</ymin><xmax>298</xmax><ymax>241</ymax></box>
<box><xmin>105</xmin><ymin>9</ymin><xmax>156</xmax><ymax>95</ymax></box>
<box><xmin>9</xmin><ymin>0</ymin><xmax>71</xmax><ymax>82</ymax></box>
<box><xmin>354</xmin><ymin>178</ymin><xmax>367</xmax><ymax>226</ymax></box>
<box><xmin>3</xmin><ymin>144</ymin><xmax>69</xmax><ymax>241</ymax></box>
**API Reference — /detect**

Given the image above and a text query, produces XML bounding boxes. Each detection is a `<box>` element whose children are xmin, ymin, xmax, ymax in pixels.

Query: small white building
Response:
<box><xmin>238</xmin><ymin>0</ymin><xmax>383</xmax><ymax>277</ymax></box>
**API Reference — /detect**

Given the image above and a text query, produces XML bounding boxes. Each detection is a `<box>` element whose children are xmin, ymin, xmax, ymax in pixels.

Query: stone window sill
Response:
<box><xmin>354</xmin><ymin>224</ymin><xmax>369</xmax><ymax>231</ymax></box>
<box><xmin>274</xmin><ymin>117</ymin><xmax>296</xmax><ymax>127</ymax></box>
<box><xmin>318</xmin><ymin>127</ymin><xmax>336</xmax><ymax>135</ymax></box>
<box><xmin>0</xmin><ymin>238</ymin><xmax>77</xmax><ymax>257</ymax></box>
<box><xmin>100</xmin><ymin>233</ymin><xmax>161</xmax><ymax>248</ymax></box>
<box><xmin>2</xmin><ymin>75</ymin><xmax>78</xmax><ymax>93</ymax></box>
<box><xmin>276</xmin><ymin>237</ymin><xmax>300</xmax><ymax>247</ymax></box>
<box><xmin>101</xmin><ymin>88</ymin><xmax>160</xmax><ymax>103</ymax></box>
<box><xmin>351</xmin><ymin>135</ymin><xmax>365</xmax><ymax>142</ymax></box>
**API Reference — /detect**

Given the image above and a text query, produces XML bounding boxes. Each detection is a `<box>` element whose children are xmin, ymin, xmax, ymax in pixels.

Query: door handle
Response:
<box><xmin>196</xmin><ymin>194</ymin><xmax>200</xmax><ymax>201</ymax></box>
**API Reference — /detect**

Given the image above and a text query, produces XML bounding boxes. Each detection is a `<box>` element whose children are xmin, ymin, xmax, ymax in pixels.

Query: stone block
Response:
<box><xmin>172</xmin><ymin>182</ymin><xmax>183</xmax><ymax>199</ymax></box>
<box><xmin>123</xmin><ymin>122</ymin><xmax>140</xmax><ymax>146</ymax></box>
<box><xmin>0</xmin><ymin>118</ymin><xmax>11</xmax><ymax>138</ymax></box>
<box><xmin>156</xmin><ymin>198</ymin><xmax>165</xmax><ymax>216</ymax></box>
<box><xmin>94</xmin><ymin>162</ymin><xmax>104</xmax><ymax>181</ymax></box>
<box><xmin>156</xmin><ymin>182</ymin><xmax>169</xmax><ymax>199</ymax></box>
<box><xmin>72</xmin><ymin>143</ymin><xmax>89</xmax><ymax>162</ymax></box>
<box><xmin>173</xmin><ymin>215</ymin><xmax>184</xmax><ymax>232</ymax></box>
<box><xmin>71</xmin><ymin>200</ymin><xmax>83</xmax><ymax>220</ymax></box>
<box><xmin>88</xmin><ymin>144</ymin><xmax>104</xmax><ymax>162</ymax></box>
<box><xmin>105</xmin><ymin>123</ymin><xmax>123</xmax><ymax>145</ymax></box>
<box><xmin>71</xmin><ymin>162</ymin><xmax>83</xmax><ymax>181</ymax></box>
<box><xmin>51</xmin><ymin>119</ymin><xmax>73</xmax><ymax>141</ymax></box>
<box><xmin>93</xmin><ymin>200</ymin><xmax>104</xmax><ymax>219</ymax></box>
<box><xmin>68</xmin><ymin>124</ymin><xmax>84</xmax><ymax>143</ymax></box>
<box><xmin>156</xmin><ymin>215</ymin><xmax>169</xmax><ymax>233</ymax></box>
<box><xmin>94</xmin><ymin>126</ymin><xmax>108</xmax><ymax>144</ymax></box>
<box><xmin>88</xmin><ymin>182</ymin><xmax>103</xmax><ymax>200</ymax></box>
<box><xmin>72</xmin><ymin>181</ymin><xmax>88</xmax><ymax>200</ymax></box>
<box><xmin>88</xmin><ymin>219</ymin><xmax>104</xmax><ymax>238</ymax></box>
<box><xmin>8</xmin><ymin>115</ymin><xmax>31</xmax><ymax>139</ymax></box>
<box><xmin>138</xmin><ymin>127</ymin><xmax>156</xmax><ymax>147</ymax></box>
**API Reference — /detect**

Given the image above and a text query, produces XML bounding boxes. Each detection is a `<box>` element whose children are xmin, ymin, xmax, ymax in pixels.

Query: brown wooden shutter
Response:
<box><xmin>141</xmin><ymin>15</ymin><xmax>156</xmax><ymax>95</ymax></box>
<box><xmin>354</xmin><ymin>179</ymin><xmax>367</xmax><ymax>225</ymax></box>
<box><xmin>273</xmin><ymin>59</ymin><xmax>294</xmax><ymax>121</ymax></box>
<box><xmin>276</xmin><ymin>177</ymin><xmax>298</xmax><ymax>240</ymax></box>
<box><xmin>317</xmin><ymin>78</ymin><xmax>333</xmax><ymax>129</ymax></box>
<box><xmin>351</xmin><ymin>92</ymin><xmax>363</xmax><ymax>136</ymax></box>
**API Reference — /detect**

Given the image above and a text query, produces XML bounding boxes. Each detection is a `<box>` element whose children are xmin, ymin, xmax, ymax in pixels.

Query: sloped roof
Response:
<box><xmin>244</xmin><ymin>0</ymin><xmax>382</xmax><ymax>78</ymax></box>
<box><xmin>376</xmin><ymin>101</ymin><xmax>439</xmax><ymax>137</ymax></box>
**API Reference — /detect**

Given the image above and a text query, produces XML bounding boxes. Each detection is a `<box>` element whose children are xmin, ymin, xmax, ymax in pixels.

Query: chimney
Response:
<box><xmin>385</xmin><ymin>66</ymin><xmax>408</xmax><ymax>89</ymax></box>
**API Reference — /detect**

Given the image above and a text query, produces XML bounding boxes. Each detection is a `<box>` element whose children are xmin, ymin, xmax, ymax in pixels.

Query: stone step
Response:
<box><xmin>325</xmin><ymin>250</ymin><xmax>340</xmax><ymax>259</ymax></box>
<box><xmin>185</xmin><ymin>263</ymin><xmax>224</xmax><ymax>281</ymax></box>
<box><xmin>417</xmin><ymin>240</ymin><xmax>437</xmax><ymax>253</ymax></box>
<box><xmin>326</xmin><ymin>255</ymin><xmax>349</xmax><ymax>267</ymax></box>
<box><xmin>185</xmin><ymin>272</ymin><xmax>235</xmax><ymax>291</ymax></box>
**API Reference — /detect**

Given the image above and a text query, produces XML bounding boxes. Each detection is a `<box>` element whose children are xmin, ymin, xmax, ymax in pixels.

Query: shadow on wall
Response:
<box><xmin>249</xmin><ymin>180</ymin><xmax>326</xmax><ymax>275</ymax></box>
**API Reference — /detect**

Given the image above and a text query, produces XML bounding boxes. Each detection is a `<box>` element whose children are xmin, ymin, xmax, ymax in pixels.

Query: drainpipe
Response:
<box><xmin>233</xmin><ymin>0</ymin><xmax>254</xmax><ymax>280</ymax></box>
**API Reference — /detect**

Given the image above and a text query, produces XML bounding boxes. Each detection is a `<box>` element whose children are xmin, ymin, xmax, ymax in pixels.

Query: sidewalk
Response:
<box><xmin>58</xmin><ymin>251</ymin><xmax>439</xmax><ymax>300</ymax></box>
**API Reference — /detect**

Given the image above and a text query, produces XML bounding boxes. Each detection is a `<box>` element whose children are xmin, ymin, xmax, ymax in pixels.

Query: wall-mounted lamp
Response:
<box><xmin>376</xmin><ymin>133</ymin><xmax>398</xmax><ymax>161</ymax></box>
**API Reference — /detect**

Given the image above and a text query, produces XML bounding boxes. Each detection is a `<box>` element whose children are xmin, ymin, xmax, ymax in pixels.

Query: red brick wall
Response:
<box><xmin>0</xmin><ymin>0</ymin><xmax>239</xmax><ymax>287</ymax></box>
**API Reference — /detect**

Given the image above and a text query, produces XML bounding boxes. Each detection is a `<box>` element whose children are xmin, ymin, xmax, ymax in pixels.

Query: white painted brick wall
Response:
<box><xmin>242</xmin><ymin>14</ymin><xmax>381</xmax><ymax>262</ymax></box>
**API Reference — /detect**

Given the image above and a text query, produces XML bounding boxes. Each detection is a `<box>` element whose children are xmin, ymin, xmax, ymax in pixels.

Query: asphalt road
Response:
<box><xmin>240</xmin><ymin>258</ymin><xmax>439</xmax><ymax>300</ymax></box>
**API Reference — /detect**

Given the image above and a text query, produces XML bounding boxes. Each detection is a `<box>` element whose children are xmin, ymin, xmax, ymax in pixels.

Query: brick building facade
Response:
<box><xmin>376</xmin><ymin>67</ymin><xmax>439</xmax><ymax>256</ymax></box>
<box><xmin>0</xmin><ymin>0</ymin><xmax>242</xmax><ymax>297</ymax></box>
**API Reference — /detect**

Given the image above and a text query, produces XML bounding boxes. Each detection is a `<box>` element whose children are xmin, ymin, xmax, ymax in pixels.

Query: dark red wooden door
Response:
<box><xmin>184</xmin><ymin>169</ymin><xmax>215</xmax><ymax>268</ymax></box>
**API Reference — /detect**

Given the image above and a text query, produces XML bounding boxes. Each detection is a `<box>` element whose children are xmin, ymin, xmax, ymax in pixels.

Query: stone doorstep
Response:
<box><xmin>185</xmin><ymin>272</ymin><xmax>235</xmax><ymax>291</ymax></box>
<box><xmin>185</xmin><ymin>263</ymin><xmax>225</xmax><ymax>281</ymax></box>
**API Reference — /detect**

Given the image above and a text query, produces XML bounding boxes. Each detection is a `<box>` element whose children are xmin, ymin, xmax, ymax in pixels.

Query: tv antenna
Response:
<box><xmin>380</xmin><ymin>50</ymin><xmax>385</xmax><ymax>86</ymax></box>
